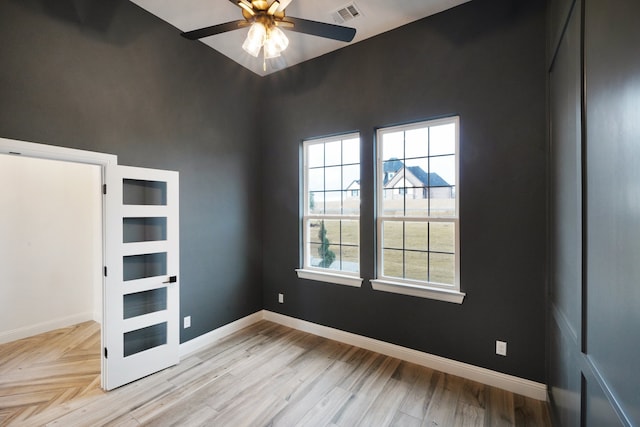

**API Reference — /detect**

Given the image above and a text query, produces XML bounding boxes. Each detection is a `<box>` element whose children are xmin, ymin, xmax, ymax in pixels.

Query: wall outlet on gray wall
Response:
<box><xmin>496</xmin><ymin>340</ymin><xmax>507</xmax><ymax>356</ymax></box>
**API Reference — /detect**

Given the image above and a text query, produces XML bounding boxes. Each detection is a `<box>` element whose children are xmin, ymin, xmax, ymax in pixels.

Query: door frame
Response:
<box><xmin>0</xmin><ymin>137</ymin><xmax>117</xmax><ymax>389</ymax></box>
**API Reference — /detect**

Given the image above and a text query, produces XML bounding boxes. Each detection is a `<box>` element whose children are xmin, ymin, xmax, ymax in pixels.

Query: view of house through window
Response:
<box><xmin>377</xmin><ymin>117</ymin><xmax>459</xmax><ymax>290</ymax></box>
<box><xmin>302</xmin><ymin>133</ymin><xmax>360</xmax><ymax>275</ymax></box>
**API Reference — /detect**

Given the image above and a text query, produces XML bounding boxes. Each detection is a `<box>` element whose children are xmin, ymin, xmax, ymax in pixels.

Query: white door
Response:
<box><xmin>103</xmin><ymin>165</ymin><xmax>180</xmax><ymax>390</ymax></box>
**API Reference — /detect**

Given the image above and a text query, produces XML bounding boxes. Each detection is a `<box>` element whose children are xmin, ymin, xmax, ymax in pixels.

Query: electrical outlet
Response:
<box><xmin>184</xmin><ymin>316</ymin><xmax>191</xmax><ymax>329</ymax></box>
<box><xmin>496</xmin><ymin>340</ymin><xmax>507</xmax><ymax>356</ymax></box>
<box><xmin>278</xmin><ymin>293</ymin><xmax>284</xmax><ymax>304</ymax></box>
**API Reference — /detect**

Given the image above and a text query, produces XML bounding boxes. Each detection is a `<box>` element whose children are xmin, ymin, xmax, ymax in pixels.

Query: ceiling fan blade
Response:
<box><xmin>181</xmin><ymin>20</ymin><xmax>248</xmax><ymax>40</ymax></box>
<box><xmin>282</xmin><ymin>17</ymin><xmax>356</xmax><ymax>42</ymax></box>
<box><xmin>276</xmin><ymin>0</ymin><xmax>292</xmax><ymax>12</ymax></box>
<box><xmin>228</xmin><ymin>0</ymin><xmax>249</xmax><ymax>9</ymax></box>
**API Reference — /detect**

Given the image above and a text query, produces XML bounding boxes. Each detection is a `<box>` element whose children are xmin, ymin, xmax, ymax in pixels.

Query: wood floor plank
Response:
<box><xmin>398</xmin><ymin>366</ymin><xmax>440</xmax><ymax>419</ymax></box>
<box><xmin>296</xmin><ymin>386</ymin><xmax>353</xmax><ymax>427</ymax></box>
<box><xmin>356</xmin><ymin>377</ymin><xmax>412</xmax><ymax>427</ymax></box>
<box><xmin>422</xmin><ymin>373</ymin><xmax>464</xmax><ymax>427</ymax></box>
<box><xmin>2</xmin><ymin>320</ymin><xmax>551</xmax><ymax>427</ymax></box>
<box><xmin>484</xmin><ymin>385</ymin><xmax>517</xmax><ymax>426</ymax></box>
<box><xmin>332</xmin><ymin>355</ymin><xmax>402</xmax><ymax>426</ymax></box>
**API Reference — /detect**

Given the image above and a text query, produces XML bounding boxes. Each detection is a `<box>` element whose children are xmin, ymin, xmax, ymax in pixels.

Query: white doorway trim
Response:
<box><xmin>0</xmin><ymin>136</ymin><xmax>117</xmax><ymax>389</ymax></box>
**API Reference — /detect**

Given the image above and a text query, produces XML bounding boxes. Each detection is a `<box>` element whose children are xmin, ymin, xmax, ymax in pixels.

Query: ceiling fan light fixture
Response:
<box><xmin>237</xmin><ymin>0</ymin><xmax>255</xmax><ymax>15</ymax></box>
<box><xmin>242</xmin><ymin>22</ymin><xmax>266</xmax><ymax>57</ymax></box>
<box><xmin>263</xmin><ymin>26</ymin><xmax>288</xmax><ymax>58</ymax></box>
<box><xmin>269</xmin><ymin>26</ymin><xmax>289</xmax><ymax>50</ymax></box>
<box><xmin>267</xmin><ymin>1</ymin><xmax>280</xmax><ymax>15</ymax></box>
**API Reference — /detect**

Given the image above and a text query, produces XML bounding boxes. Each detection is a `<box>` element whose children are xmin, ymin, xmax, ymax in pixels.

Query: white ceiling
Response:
<box><xmin>130</xmin><ymin>0</ymin><xmax>471</xmax><ymax>76</ymax></box>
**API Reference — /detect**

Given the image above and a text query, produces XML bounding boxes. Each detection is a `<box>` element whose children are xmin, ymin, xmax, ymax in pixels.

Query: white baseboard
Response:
<box><xmin>179</xmin><ymin>311</ymin><xmax>264</xmax><ymax>358</ymax></box>
<box><xmin>0</xmin><ymin>312</ymin><xmax>95</xmax><ymax>344</ymax></box>
<box><xmin>177</xmin><ymin>310</ymin><xmax>547</xmax><ymax>401</ymax></box>
<box><xmin>262</xmin><ymin>311</ymin><xmax>548</xmax><ymax>401</ymax></box>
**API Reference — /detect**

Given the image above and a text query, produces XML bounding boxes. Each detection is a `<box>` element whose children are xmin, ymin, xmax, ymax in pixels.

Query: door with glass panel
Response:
<box><xmin>103</xmin><ymin>165</ymin><xmax>179</xmax><ymax>390</ymax></box>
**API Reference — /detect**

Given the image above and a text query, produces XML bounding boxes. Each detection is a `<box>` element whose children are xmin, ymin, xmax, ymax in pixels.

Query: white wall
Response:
<box><xmin>0</xmin><ymin>154</ymin><xmax>102</xmax><ymax>343</ymax></box>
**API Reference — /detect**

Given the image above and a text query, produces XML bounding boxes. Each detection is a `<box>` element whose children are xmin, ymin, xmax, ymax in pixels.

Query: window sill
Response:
<box><xmin>296</xmin><ymin>269</ymin><xmax>363</xmax><ymax>288</ymax></box>
<box><xmin>370</xmin><ymin>279</ymin><xmax>465</xmax><ymax>304</ymax></box>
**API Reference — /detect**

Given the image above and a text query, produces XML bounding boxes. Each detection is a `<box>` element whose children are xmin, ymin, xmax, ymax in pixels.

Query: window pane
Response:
<box><xmin>307</xmin><ymin>143</ymin><xmax>324</xmax><ymax>168</ymax></box>
<box><xmin>383</xmin><ymin>249</ymin><xmax>403</xmax><ymax>278</ymax></box>
<box><xmin>309</xmin><ymin>241</ymin><xmax>339</xmax><ymax>269</ymax></box>
<box><xmin>382</xmin><ymin>131</ymin><xmax>404</xmax><ymax>161</ymax></box>
<box><xmin>429</xmin><ymin>222</ymin><xmax>455</xmax><ymax>253</ymax></box>
<box><xmin>382</xmin><ymin>188</ymin><xmax>404</xmax><ymax>216</ymax></box>
<box><xmin>404</xmin><ymin>158</ymin><xmax>429</xmax><ymax>188</ymax></box>
<box><xmin>430</xmin><ymin>123</ymin><xmax>455</xmax><ymax>156</ymax></box>
<box><xmin>342</xmin><ymin>164</ymin><xmax>359</xmax><ymax>189</ymax></box>
<box><xmin>324</xmin><ymin>140</ymin><xmax>342</xmax><ymax>166</ymax></box>
<box><xmin>308</xmin><ymin>168</ymin><xmax>324</xmax><ymax>191</ymax></box>
<box><xmin>326</xmin><ymin>245</ymin><xmax>341</xmax><ymax>270</ymax></box>
<box><xmin>321</xmin><ymin>220</ymin><xmax>340</xmax><ymax>242</ymax></box>
<box><xmin>430</xmin><ymin>192</ymin><xmax>455</xmax><ymax>217</ymax></box>
<box><xmin>343</xmin><ymin>191</ymin><xmax>359</xmax><ymax>215</ymax></box>
<box><xmin>405</xmin><ymin>222</ymin><xmax>428</xmax><ymax>251</ymax></box>
<box><xmin>383</xmin><ymin>221</ymin><xmax>403</xmax><ymax>249</ymax></box>
<box><xmin>405</xmin><ymin>196</ymin><xmax>429</xmax><ymax>217</ymax></box>
<box><xmin>324</xmin><ymin>191</ymin><xmax>342</xmax><ymax>214</ymax></box>
<box><xmin>341</xmin><ymin>220</ymin><xmax>359</xmax><ymax>246</ymax></box>
<box><xmin>309</xmin><ymin>192</ymin><xmax>324</xmax><ymax>214</ymax></box>
<box><xmin>430</xmin><ymin>155</ymin><xmax>455</xmax><ymax>187</ymax></box>
<box><xmin>383</xmin><ymin>159</ymin><xmax>404</xmax><ymax>186</ymax></box>
<box><xmin>324</xmin><ymin>166</ymin><xmax>342</xmax><ymax>191</ymax></box>
<box><xmin>405</xmin><ymin>251</ymin><xmax>428</xmax><ymax>281</ymax></box>
<box><xmin>341</xmin><ymin>245</ymin><xmax>359</xmax><ymax>273</ymax></box>
<box><xmin>429</xmin><ymin>253</ymin><xmax>455</xmax><ymax>285</ymax></box>
<box><xmin>405</xmin><ymin>128</ymin><xmax>429</xmax><ymax>158</ymax></box>
<box><xmin>308</xmin><ymin>219</ymin><xmax>323</xmax><ymax>243</ymax></box>
<box><xmin>309</xmin><ymin>243</ymin><xmax>322</xmax><ymax>267</ymax></box>
<box><xmin>343</xmin><ymin>138</ymin><xmax>360</xmax><ymax>164</ymax></box>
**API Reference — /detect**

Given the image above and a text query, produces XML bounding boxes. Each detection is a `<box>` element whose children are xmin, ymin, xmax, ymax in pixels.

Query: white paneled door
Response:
<box><xmin>103</xmin><ymin>165</ymin><xmax>180</xmax><ymax>390</ymax></box>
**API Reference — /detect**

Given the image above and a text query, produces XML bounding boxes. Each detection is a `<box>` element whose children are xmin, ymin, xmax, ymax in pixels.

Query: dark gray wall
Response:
<box><xmin>0</xmin><ymin>0</ymin><xmax>264</xmax><ymax>342</ymax></box>
<box><xmin>548</xmin><ymin>0</ymin><xmax>640</xmax><ymax>425</ymax></box>
<box><xmin>261</xmin><ymin>0</ymin><xmax>547</xmax><ymax>382</ymax></box>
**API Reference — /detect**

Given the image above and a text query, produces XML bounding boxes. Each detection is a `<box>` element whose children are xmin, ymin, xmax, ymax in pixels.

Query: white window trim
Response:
<box><xmin>296</xmin><ymin>269</ymin><xmax>363</xmax><ymax>287</ymax></box>
<box><xmin>370</xmin><ymin>279</ymin><xmax>465</xmax><ymax>304</ymax></box>
<box><xmin>375</xmin><ymin>116</ymin><xmax>464</xmax><ymax>303</ymax></box>
<box><xmin>299</xmin><ymin>133</ymin><xmax>363</xmax><ymax>287</ymax></box>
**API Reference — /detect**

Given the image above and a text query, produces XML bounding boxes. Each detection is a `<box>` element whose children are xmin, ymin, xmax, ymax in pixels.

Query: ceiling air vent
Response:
<box><xmin>331</xmin><ymin>2</ymin><xmax>362</xmax><ymax>25</ymax></box>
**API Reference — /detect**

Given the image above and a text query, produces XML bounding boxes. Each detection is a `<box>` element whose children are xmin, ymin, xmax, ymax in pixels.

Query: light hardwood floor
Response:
<box><xmin>0</xmin><ymin>320</ymin><xmax>551</xmax><ymax>426</ymax></box>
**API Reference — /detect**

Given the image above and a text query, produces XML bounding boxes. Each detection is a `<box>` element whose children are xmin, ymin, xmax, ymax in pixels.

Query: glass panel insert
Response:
<box><xmin>123</xmin><ymin>252</ymin><xmax>167</xmax><ymax>281</ymax></box>
<box><xmin>123</xmin><ymin>322</ymin><xmax>167</xmax><ymax>357</ymax></box>
<box><xmin>123</xmin><ymin>217</ymin><xmax>167</xmax><ymax>243</ymax></box>
<box><xmin>123</xmin><ymin>179</ymin><xmax>167</xmax><ymax>206</ymax></box>
<box><xmin>123</xmin><ymin>288</ymin><xmax>167</xmax><ymax>319</ymax></box>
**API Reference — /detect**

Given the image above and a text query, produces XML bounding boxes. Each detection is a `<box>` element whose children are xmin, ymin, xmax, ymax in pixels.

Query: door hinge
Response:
<box><xmin>103</xmin><ymin>184</ymin><xmax>107</xmax><ymax>195</ymax></box>
<box><xmin>104</xmin><ymin>347</ymin><xmax>108</xmax><ymax>358</ymax></box>
<box><xmin>104</xmin><ymin>266</ymin><xmax>107</xmax><ymax>277</ymax></box>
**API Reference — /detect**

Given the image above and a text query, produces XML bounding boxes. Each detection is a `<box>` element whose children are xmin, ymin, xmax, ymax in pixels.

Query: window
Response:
<box><xmin>296</xmin><ymin>133</ymin><xmax>363</xmax><ymax>287</ymax></box>
<box><xmin>372</xmin><ymin>117</ymin><xmax>464</xmax><ymax>303</ymax></box>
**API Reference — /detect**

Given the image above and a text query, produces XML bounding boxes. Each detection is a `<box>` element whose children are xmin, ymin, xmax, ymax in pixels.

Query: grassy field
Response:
<box><xmin>308</xmin><ymin>196</ymin><xmax>456</xmax><ymax>284</ymax></box>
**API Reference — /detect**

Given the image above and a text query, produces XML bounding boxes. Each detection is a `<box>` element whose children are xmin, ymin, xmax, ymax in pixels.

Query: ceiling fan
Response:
<box><xmin>181</xmin><ymin>0</ymin><xmax>356</xmax><ymax>63</ymax></box>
